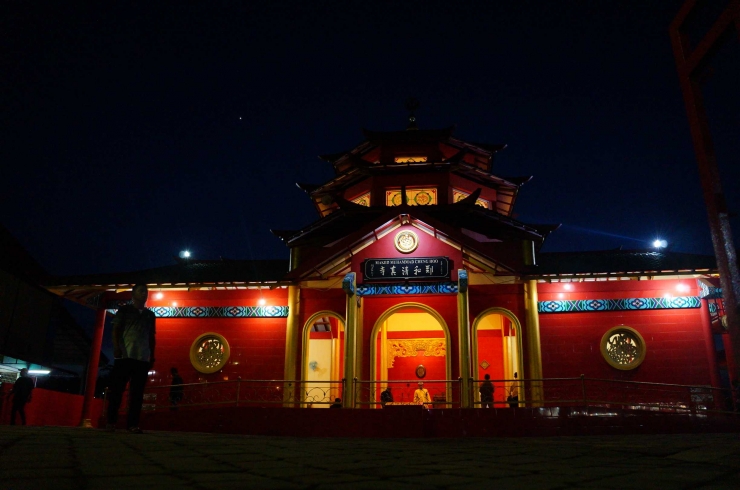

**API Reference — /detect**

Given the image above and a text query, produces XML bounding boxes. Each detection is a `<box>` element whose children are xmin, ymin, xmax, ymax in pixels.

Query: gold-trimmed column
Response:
<box><xmin>342</xmin><ymin>273</ymin><xmax>358</xmax><ymax>408</ymax></box>
<box><xmin>283</xmin><ymin>285</ymin><xmax>300</xmax><ymax>406</ymax></box>
<box><xmin>524</xmin><ymin>279</ymin><xmax>544</xmax><ymax>406</ymax></box>
<box><xmin>457</xmin><ymin>270</ymin><xmax>472</xmax><ymax>408</ymax></box>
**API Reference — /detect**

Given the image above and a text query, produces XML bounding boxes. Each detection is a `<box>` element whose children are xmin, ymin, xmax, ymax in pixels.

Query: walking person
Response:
<box><xmin>9</xmin><ymin>368</ymin><xmax>34</xmax><ymax>425</ymax></box>
<box><xmin>106</xmin><ymin>284</ymin><xmax>156</xmax><ymax>433</ymax></box>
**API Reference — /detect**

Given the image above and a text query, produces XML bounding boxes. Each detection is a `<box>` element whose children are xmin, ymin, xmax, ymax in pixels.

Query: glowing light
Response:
<box><xmin>653</xmin><ymin>239</ymin><xmax>667</xmax><ymax>249</ymax></box>
<box><xmin>676</xmin><ymin>283</ymin><xmax>690</xmax><ymax>293</ymax></box>
<box><xmin>28</xmin><ymin>370</ymin><xmax>51</xmax><ymax>375</ymax></box>
<box><xmin>558</xmin><ymin>293</ymin><xmax>564</xmax><ymax>299</ymax></box>
<box><xmin>258</xmin><ymin>298</ymin><xmax>266</xmax><ymax>306</ymax></box>
<box><xmin>179</xmin><ymin>250</ymin><xmax>191</xmax><ymax>259</ymax></box>
<box><xmin>172</xmin><ymin>301</ymin><xmax>178</xmax><ymax>306</ymax></box>
<box><xmin>564</xmin><ymin>284</ymin><xmax>573</xmax><ymax>291</ymax></box>
<box><xmin>154</xmin><ymin>292</ymin><xmax>164</xmax><ymax>300</ymax></box>
<box><xmin>664</xmin><ymin>293</ymin><xmax>673</xmax><ymax>299</ymax></box>
<box><xmin>148</xmin><ymin>370</ymin><xmax>156</xmax><ymax>376</ymax></box>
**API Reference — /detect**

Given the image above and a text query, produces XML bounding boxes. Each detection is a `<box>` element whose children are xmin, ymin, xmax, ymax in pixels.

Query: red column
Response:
<box><xmin>80</xmin><ymin>307</ymin><xmax>106</xmax><ymax>427</ymax></box>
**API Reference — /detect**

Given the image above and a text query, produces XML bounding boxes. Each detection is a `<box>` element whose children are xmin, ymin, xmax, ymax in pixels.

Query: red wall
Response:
<box><xmin>537</xmin><ymin>280</ymin><xmax>713</xmax><ymax>386</ymax></box>
<box><xmin>107</xmin><ymin>288</ymin><xmax>291</xmax><ymax>388</ymax></box>
<box><xmin>1</xmin><ymin>385</ymin><xmax>104</xmax><ymax>427</ymax></box>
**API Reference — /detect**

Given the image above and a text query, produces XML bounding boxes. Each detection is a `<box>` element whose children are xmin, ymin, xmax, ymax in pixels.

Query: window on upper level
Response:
<box><xmin>452</xmin><ymin>189</ymin><xmax>492</xmax><ymax>210</ymax></box>
<box><xmin>394</xmin><ymin>156</ymin><xmax>428</xmax><ymax>163</ymax></box>
<box><xmin>386</xmin><ymin>188</ymin><xmax>437</xmax><ymax>206</ymax></box>
<box><xmin>351</xmin><ymin>192</ymin><xmax>371</xmax><ymax>207</ymax></box>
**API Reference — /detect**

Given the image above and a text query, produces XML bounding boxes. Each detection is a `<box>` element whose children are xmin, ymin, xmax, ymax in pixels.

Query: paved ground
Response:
<box><xmin>1</xmin><ymin>427</ymin><xmax>739</xmax><ymax>489</ymax></box>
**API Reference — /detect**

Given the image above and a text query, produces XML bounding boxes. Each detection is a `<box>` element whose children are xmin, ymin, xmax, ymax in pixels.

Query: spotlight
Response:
<box><xmin>179</xmin><ymin>250</ymin><xmax>191</xmax><ymax>259</ymax></box>
<box><xmin>154</xmin><ymin>292</ymin><xmax>164</xmax><ymax>300</ymax></box>
<box><xmin>653</xmin><ymin>239</ymin><xmax>667</xmax><ymax>249</ymax></box>
<box><xmin>258</xmin><ymin>298</ymin><xmax>266</xmax><ymax>306</ymax></box>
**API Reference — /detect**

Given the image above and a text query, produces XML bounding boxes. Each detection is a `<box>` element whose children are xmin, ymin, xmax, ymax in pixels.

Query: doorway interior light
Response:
<box><xmin>28</xmin><ymin>370</ymin><xmax>51</xmax><ymax>375</ymax></box>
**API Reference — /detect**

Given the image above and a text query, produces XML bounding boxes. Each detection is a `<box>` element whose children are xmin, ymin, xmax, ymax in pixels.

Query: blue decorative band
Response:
<box><xmin>106</xmin><ymin>302</ymin><xmax>288</xmax><ymax>318</ymax></box>
<box><xmin>538</xmin><ymin>296</ymin><xmax>701</xmax><ymax>313</ymax></box>
<box><xmin>357</xmin><ymin>282</ymin><xmax>458</xmax><ymax>296</ymax></box>
<box><xmin>698</xmin><ymin>280</ymin><xmax>722</xmax><ymax>299</ymax></box>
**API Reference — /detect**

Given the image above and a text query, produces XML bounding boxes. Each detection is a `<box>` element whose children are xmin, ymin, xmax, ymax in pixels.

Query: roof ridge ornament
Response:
<box><xmin>405</xmin><ymin>97</ymin><xmax>420</xmax><ymax>130</ymax></box>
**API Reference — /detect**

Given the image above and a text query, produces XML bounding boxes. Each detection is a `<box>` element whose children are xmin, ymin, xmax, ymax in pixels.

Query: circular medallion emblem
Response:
<box><xmin>190</xmin><ymin>332</ymin><xmax>231</xmax><ymax>374</ymax></box>
<box><xmin>600</xmin><ymin>326</ymin><xmax>646</xmax><ymax>370</ymax></box>
<box><xmin>416</xmin><ymin>364</ymin><xmax>426</xmax><ymax>379</ymax></box>
<box><xmin>394</xmin><ymin>229</ymin><xmax>419</xmax><ymax>253</ymax></box>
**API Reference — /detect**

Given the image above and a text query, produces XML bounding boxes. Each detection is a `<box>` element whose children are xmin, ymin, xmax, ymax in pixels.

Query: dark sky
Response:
<box><xmin>2</xmin><ymin>1</ymin><xmax>738</xmax><ymax>277</ymax></box>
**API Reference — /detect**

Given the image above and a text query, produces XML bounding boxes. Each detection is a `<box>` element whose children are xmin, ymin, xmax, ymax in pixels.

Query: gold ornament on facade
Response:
<box><xmin>600</xmin><ymin>326</ymin><xmax>646</xmax><ymax>370</ymax></box>
<box><xmin>386</xmin><ymin>339</ymin><xmax>446</xmax><ymax>368</ymax></box>
<box><xmin>394</xmin><ymin>229</ymin><xmax>419</xmax><ymax>253</ymax></box>
<box><xmin>190</xmin><ymin>332</ymin><xmax>231</xmax><ymax>374</ymax></box>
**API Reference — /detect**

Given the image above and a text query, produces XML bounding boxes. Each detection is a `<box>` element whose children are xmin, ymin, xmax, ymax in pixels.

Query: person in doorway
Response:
<box><xmin>479</xmin><ymin>374</ymin><xmax>494</xmax><ymax>408</ymax></box>
<box><xmin>9</xmin><ymin>368</ymin><xmax>34</xmax><ymax>425</ymax></box>
<box><xmin>106</xmin><ymin>284</ymin><xmax>156</xmax><ymax>433</ymax></box>
<box><xmin>507</xmin><ymin>372</ymin><xmax>520</xmax><ymax>408</ymax></box>
<box><xmin>414</xmin><ymin>381</ymin><xmax>431</xmax><ymax>406</ymax></box>
<box><xmin>330</xmin><ymin>397</ymin><xmax>342</xmax><ymax>408</ymax></box>
<box><xmin>169</xmin><ymin>367</ymin><xmax>184</xmax><ymax>411</ymax></box>
<box><xmin>380</xmin><ymin>385</ymin><xmax>394</xmax><ymax>406</ymax></box>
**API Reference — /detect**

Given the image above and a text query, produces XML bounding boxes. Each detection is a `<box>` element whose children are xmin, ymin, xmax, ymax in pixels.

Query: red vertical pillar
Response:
<box><xmin>699</xmin><ymin>300</ymin><xmax>720</xmax><ymax>390</ymax></box>
<box><xmin>80</xmin><ymin>307</ymin><xmax>106</xmax><ymax>428</ymax></box>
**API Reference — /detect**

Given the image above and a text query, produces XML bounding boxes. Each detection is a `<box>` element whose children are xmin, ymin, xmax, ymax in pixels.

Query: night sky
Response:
<box><xmin>2</xmin><ymin>1</ymin><xmax>739</xmax><ymax>278</ymax></box>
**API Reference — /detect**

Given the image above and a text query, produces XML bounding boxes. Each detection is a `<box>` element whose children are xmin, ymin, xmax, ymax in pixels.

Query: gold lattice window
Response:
<box><xmin>385</xmin><ymin>188</ymin><xmax>437</xmax><ymax>206</ymax></box>
<box><xmin>351</xmin><ymin>192</ymin><xmax>370</xmax><ymax>207</ymax></box>
<box><xmin>394</xmin><ymin>156</ymin><xmax>428</xmax><ymax>163</ymax></box>
<box><xmin>452</xmin><ymin>189</ymin><xmax>492</xmax><ymax>209</ymax></box>
<box><xmin>600</xmin><ymin>326</ymin><xmax>646</xmax><ymax>370</ymax></box>
<box><xmin>190</xmin><ymin>332</ymin><xmax>231</xmax><ymax>374</ymax></box>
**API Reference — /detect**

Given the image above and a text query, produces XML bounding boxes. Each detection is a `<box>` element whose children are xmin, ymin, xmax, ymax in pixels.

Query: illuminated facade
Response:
<box><xmin>46</xmin><ymin>123</ymin><xmax>729</xmax><ymax>415</ymax></box>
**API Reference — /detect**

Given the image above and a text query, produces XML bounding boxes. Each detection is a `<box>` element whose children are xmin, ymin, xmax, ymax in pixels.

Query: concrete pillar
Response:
<box><xmin>524</xmin><ymin>280</ymin><xmax>544</xmax><ymax>406</ymax></box>
<box><xmin>283</xmin><ymin>285</ymin><xmax>300</xmax><ymax>406</ymax></box>
<box><xmin>80</xmin><ymin>307</ymin><xmax>106</xmax><ymax>428</ymax></box>
<box><xmin>457</xmin><ymin>270</ymin><xmax>472</xmax><ymax>408</ymax></box>
<box><xmin>342</xmin><ymin>273</ymin><xmax>358</xmax><ymax>408</ymax></box>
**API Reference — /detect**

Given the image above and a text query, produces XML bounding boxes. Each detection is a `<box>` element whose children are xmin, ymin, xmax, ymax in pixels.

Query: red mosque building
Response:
<box><xmin>44</xmin><ymin>119</ymin><xmax>733</xmax><ymax>431</ymax></box>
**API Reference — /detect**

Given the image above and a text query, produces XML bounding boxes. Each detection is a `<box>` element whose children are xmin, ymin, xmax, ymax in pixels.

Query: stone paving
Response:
<box><xmin>1</xmin><ymin>426</ymin><xmax>739</xmax><ymax>489</ymax></box>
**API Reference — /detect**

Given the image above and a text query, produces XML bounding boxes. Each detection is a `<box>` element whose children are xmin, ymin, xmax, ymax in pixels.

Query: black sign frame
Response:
<box><xmin>362</xmin><ymin>257</ymin><xmax>450</xmax><ymax>281</ymax></box>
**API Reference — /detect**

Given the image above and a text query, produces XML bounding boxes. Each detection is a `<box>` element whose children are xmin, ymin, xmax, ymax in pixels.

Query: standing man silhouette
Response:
<box><xmin>10</xmin><ymin>368</ymin><xmax>34</xmax><ymax>425</ymax></box>
<box><xmin>106</xmin><ymin>284</ymin><xmax>156</xmax><ymax>433</ymax></box>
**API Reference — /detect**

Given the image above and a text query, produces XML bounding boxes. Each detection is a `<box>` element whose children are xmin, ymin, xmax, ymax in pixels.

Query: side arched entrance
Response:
<box><xmin>472</xmin><ymin>308</ymin><xmax>525</xmax><ymax>407</ymax></box>
<box><xmin>301</xmin><ymin>311</ymin><xmax>345</xmax><ymax>407</ymax></box>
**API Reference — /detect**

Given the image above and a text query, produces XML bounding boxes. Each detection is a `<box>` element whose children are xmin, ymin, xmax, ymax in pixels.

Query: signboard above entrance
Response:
<box><xmin>363</xmin><ymin>257</ymin><xmax>450</xmax><ymax>281</ymax></box>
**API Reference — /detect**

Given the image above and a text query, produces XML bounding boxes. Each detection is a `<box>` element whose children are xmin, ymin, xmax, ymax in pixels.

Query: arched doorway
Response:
<box><xmin>472</xmin><ymin>308</ymin><xmax>524</xmax><ymax>407</ymax></box>
<box><xmin>301</xmin><ymin>311</ymin><xmax>345</xmax><ymax>407</ymax></box>
<box><xmin>370</xmin><ymin>303</ymin><xmax>451</xmax><ymax>407</ymax></box>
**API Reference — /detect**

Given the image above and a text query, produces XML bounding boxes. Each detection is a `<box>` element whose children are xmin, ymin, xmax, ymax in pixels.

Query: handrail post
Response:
<box><xmin>236</xmin><ymin>377</ymin><xmax>241</xmax><ymax>407</ymax></box>
<box><xmin>580</xmin><ymin>374</ymin><xmax>587</xmax><ymax>407</ymax></box>
<box><xmin>458</xmin><ymin>377</ymin><xmax>463</xmax><ymax>408</ymax></box>
<box><xmin>353</xmin><ymin>377</ymin><xmax>358</xmax><ymax>408</ymax></box>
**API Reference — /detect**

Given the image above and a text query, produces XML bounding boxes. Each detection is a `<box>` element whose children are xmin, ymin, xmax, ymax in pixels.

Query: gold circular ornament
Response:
<box><xmin>394</xmin><ymin>229</ymin><xmax>419</xmax><ymax>253</ymax></box>
<box><xmin>190</xmin><ymin>332</ymin><xmax>231</xmax><ymax>374</ymax></box>
<box><xmin>600</xmin><ymin>326</ymin><xmax>646</xmax><ymax>370</ymax></box>
<box><xmin>416</xmin><ymin>364</ymin><xmax>426</xmax><ymax>378</ymax></box>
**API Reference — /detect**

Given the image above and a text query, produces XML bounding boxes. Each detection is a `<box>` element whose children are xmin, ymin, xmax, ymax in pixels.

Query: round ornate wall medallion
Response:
<box><xmin>394</xmin><ymin>229</ymin><xmax>419</xmax><ymax>253</ymax></box>
<box><xmin>415</xmin><ymin>364</ymin><xmax>426</xmax><ymax>378</ymax></box>
<box><xmin>600</xmin><ymin>326</ymin><xmax>646</xmax><ymax>370</ymax></box>
<box><xmin>190</xmin><ymin>332</ymin><xmax>231</xmax><ymax>374</ymax></box>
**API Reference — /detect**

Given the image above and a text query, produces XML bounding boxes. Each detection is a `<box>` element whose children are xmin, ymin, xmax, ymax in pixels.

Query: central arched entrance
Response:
<box><xmin>370</xmin><ymin>303</ymin><xmax>451</xmax><ymax>407</ymax></box>
<box><xmin>301</xmin><ymin>311</ymin><xmax>345</xmax><ymax>407</ymax></box>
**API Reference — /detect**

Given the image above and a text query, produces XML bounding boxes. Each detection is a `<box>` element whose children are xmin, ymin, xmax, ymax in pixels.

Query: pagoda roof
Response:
<box><xmin>43</xmin><ymin>259</ymin><xmax>291</xmax><ymax>303</ymax></box>
<box><xmin>527</xmin><ymin>249</ymin><xmax>717</xmax><ymax>278</ymax></box>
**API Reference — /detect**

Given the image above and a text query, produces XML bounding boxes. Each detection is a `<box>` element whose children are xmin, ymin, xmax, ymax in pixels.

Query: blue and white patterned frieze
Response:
<box><xmin>698</xmin><ymin>280</ymin><xmax>722</xmax><ymax>299</ymax></box>
<box><xmin>106</xmin><ymin>301</ymin><xmax>288</xmax><ymax>318</ymax></box>
<box><xmin>538</xmin><ymin>296</ymin><xmax>701</xmax><ymax>313</ymax></box>
<box><xmin>356</xmin><ymin>282</ymin><xmax>458</xmax><ymax>296</ymax></box>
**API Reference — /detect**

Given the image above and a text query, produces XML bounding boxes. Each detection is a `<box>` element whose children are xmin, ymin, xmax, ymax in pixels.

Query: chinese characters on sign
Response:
<box><xmin>363</xmin><ymin>257</ymin><xmax>450</xmax><ymax>281</ymax></box>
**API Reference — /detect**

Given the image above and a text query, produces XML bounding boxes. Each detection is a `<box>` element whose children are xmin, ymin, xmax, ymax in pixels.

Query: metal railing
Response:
<box><xmin>113</xmin><ymin>376</ymin><xmax>739</xmax><ymax>414</ymax></box>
